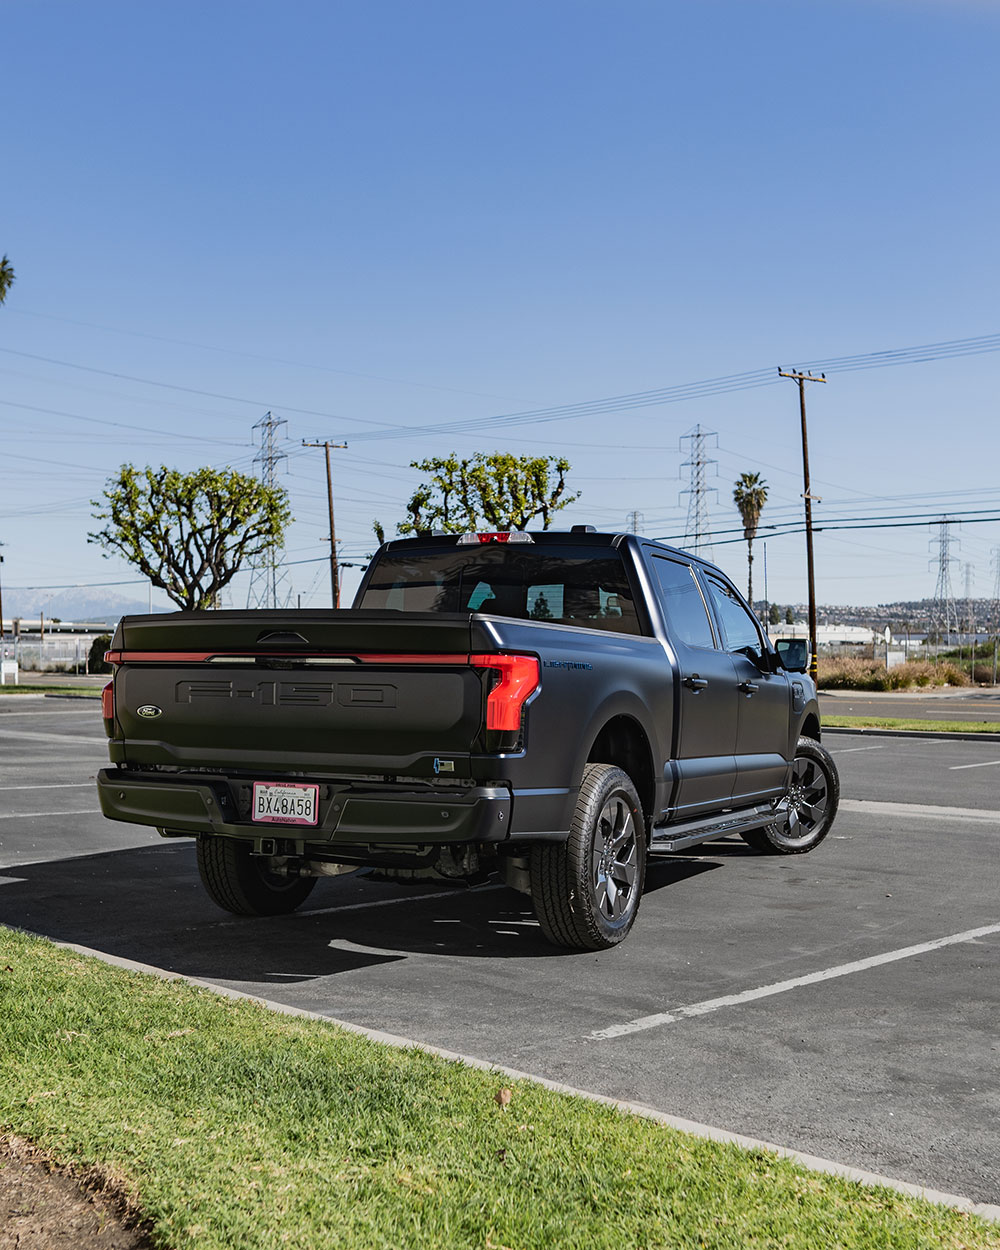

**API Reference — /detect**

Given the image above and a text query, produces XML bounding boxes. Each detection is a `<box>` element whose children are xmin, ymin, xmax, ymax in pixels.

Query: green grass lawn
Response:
<box><xmin>824</xmin><ymin>715</ymin><xmax>1000</xmax><ymax>734</ymax></box>
<box><xmin>1</xmin><ymin>928</ymin><xmax>997</xmax><ymax>1249</ymax></box>
<box><xmin>0</xmin><ymin>685</ymin><xmax>102</xmax><ymax>697</ymax></box>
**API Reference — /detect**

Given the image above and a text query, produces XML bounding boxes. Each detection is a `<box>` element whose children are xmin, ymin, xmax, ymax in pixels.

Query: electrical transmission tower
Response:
<box><xmin>928</xmin><ymin>518</ymin><xmax>959</xmax><ymax>649</ymax></box>
<box><xmin>626</xmin><ymin>510</ymin><xmax>644</xmax><ymax>535</ymax></box>
<box><xmin>246</xmin><ymin>412</ymin><xmax>292</xmax><ymax>610</ymax></box>
<box><xmin>679</xmin><ymin>424</ymin><xmax>717</xmax><ymax>560</ymax></box>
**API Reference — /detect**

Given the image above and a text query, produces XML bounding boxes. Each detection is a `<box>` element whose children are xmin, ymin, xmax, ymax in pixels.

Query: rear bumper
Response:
<box><xmin>97</xmin><ymin>768</ymin><xmax>512</xmax><ymax>845</ymax></box>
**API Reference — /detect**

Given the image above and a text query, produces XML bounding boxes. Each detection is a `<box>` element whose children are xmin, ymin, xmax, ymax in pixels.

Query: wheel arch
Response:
<box><xmin>586</xmin><ymin>714</ymin><xmax>656</xmax><ymax>833</ymax></box>
<box><xmin>801</xmin><ymin>712</ymin><xmax>821</xmax><ymax>741</ymax></box>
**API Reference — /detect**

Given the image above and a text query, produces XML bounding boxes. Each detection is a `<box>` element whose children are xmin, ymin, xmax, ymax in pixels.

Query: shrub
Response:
<box><xmin>87</xmin><ymin>634</ymin><xmax>113</xmax><ymax>675</ymax></box>
<box><xmin>817</xmin><ymin>657</ymin><xmax>971</xmax><ymax>691</ymax></box>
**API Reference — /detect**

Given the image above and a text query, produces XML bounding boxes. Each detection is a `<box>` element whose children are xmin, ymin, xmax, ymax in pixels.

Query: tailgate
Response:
<box><xmin>107</xmin><ymin>610</ymin><xmax>496</xmax><ymax>775</ymax></box>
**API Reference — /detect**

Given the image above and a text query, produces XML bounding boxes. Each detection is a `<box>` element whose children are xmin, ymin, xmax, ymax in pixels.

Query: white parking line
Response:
<box><xmin>1</xmin><ymin>783</ymin><xmax>95</xmax><ymax>791</ymax></box>
<box><xmin>839</xmin><ymin>798</ymin><xmax>1000</xmax><ymax>823</ymax></box>
<box><xmin>0</xmin><ymin>708</ymin><xmax>101</xmax><ymax>718</ymax></box>
<box><xmin>827</xmin><ymin>745</ymin><xmax>886</xmax><ymax>754</ymax></box>
<box><xmin>0</xmin><ymin>728</ymin><xmax>105</xmax><ymax>745</ymax></box>
<box><xmin>0</xmin><ymin>809</ymin><xmax>101</xmax><ymax>820</ymax></box>
<box><xmin>590</xmin><ymin>923</ymin><xmax>1000</xmax><ymax>1041</ymax></box>
<box><xmin>949</xmin><ymin>759</ymin><xmax>1000</xmax><ymax>771</ymax></box>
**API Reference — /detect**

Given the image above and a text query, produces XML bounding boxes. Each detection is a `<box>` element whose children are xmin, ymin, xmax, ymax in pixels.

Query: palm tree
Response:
<box><xmin>0</xmin><ymin>255</ymin><xmax>14</xmax><ymax>305</ymax></box>
<box><xmin>733</xmin><ymin>471</ymin><xmax>768</xmax><ymax>609</ymax></box>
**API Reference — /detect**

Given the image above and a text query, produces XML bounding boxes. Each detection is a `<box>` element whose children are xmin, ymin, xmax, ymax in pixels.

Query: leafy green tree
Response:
<box><xmin>768</xmin><ymin>603</ymin><xmax>780</xmax><ymax>626</ymax></box>
<box><xmin>89</xmin><ymin>465</ymin><xmax>292</xmax><ymax>610</ymax></box>
<box><xmin>376</xmin><ymin>452</ymin><xmax>579</xmax><ymax>540</ymax></box>
<box><xmin>733</xmin><ymin>471</ymin><xmax>768</xmax><ymax>608</ymax></box>
<box><xmin>0</xmin><ymin>255</ymin><xmax>14</xmax><ymax>305</ymax></box>
<box><xmin>785</xmin><ymin>606</ymin><xmax>795</xmax><ymax>625</ymax></box>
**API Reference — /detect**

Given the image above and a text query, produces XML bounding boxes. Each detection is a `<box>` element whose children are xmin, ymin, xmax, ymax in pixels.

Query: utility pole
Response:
<box><xmin>0</xmin><ymin>546</ymin><xmax>5</xmax><ymax>643</ymax></box>
<box><xmin>778</xmin><ymin>369</ymin><xmax>826</xmax><ymax>683</ymax></box>
<box><xmin>302</xmin><ymin>439</ymin><xmax>348</xmax><ymax>607</ymax></box>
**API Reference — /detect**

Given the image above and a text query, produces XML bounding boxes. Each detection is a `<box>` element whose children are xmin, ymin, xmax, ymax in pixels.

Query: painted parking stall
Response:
<box><xmin>0</xmin><ymin>714</ymin><xmax>997</xmax><ymax>1206</ymax></box>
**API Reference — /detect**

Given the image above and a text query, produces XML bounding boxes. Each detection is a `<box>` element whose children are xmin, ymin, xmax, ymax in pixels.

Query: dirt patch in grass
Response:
<box><xmin>0</xmin><ymin>1136</ymin><xmax>153</xmax><ymax>1250</ymax></box>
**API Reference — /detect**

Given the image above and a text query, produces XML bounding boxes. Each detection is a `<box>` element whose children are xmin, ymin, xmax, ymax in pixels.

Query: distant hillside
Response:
<box><xmin>3</xmin><ymin>587</ymin><xmax>171</xmax><ymax>626</ymax></box>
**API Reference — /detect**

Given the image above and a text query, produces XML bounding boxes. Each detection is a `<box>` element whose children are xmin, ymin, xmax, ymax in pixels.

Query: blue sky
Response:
<box><xmin>2</xmin><ymin>0</ymin><xmax>999</xmax><ymax>615</ymax></box>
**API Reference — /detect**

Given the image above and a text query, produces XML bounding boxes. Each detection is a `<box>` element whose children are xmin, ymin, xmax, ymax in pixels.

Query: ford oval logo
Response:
<box><xmin>136</xmin><ymin>705</ymin><xmax>162</xmax><ymax>719</ymax></box>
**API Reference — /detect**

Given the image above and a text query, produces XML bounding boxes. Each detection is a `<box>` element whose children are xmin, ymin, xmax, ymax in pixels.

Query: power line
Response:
<box><xmin>6</xmin><ymin>329</ymin><xmax>1000</xmax><ymax>447</ymax></box>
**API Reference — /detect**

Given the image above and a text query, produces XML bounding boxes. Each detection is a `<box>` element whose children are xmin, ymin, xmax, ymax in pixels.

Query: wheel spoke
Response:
<box><xmin>591</xmin><ymin>790</ymin><xmax>641</xmax><ymax>921</ymax></box>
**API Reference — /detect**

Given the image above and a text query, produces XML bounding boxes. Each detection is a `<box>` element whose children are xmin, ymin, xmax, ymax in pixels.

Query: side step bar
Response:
<box><xmin>649</xmin><ymin>803</ymin><xmax>779</xmax><ymax>854</ymax></box>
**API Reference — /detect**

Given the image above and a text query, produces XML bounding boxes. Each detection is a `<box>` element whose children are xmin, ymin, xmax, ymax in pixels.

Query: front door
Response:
<box><xmin>650</xmin><ymin>556</ymin><xmax>739</xmax><ymax>816</ymax></box>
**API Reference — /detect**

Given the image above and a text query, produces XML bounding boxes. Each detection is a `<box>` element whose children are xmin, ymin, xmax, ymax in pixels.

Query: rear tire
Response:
<box><xmin>741</xmin><ymin>738</ymin><xmax>839</xmax><ymax>855</ymax></box>
<box><xmin>196</xmin><ymin>835</ymin><xmax>317</xmax><ymax>915</ymax></box>
<box><xmin>530</xmin><ymin>763</ymin><xmax>646</xmax><ymax>950</ymax></box>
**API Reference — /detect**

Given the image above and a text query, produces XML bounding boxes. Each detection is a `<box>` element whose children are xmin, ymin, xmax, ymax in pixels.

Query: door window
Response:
<box><xmin>704</xmin><ymin>576</ymin><xmax>764</xmax><ymax>656</ymax></box>
<box><xmin>651</xmin><ymin>558</ymin><xmax>716</xmax><ymax>648</ymax></box>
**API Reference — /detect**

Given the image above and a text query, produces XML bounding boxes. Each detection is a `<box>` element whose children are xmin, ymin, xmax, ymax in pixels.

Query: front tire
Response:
<box><xmin>530</xmin><ymin>763</ymin><xmax>646</xmax><ymax>950</ymax></box>
<box><xmin>196</xmin><ymin>835</ymin><xmax>317</xmax><ymax>915</ymax></box>
<box><xmin>741</xmin><ymin>737</ymin><xmax>839</xmax><ymax>855</ymax></box>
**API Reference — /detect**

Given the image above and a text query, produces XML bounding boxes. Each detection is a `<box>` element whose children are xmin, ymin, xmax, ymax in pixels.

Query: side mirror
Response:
<box><xmin>775</xmin><ymin>638</ymin><xmax>809</xmax><ymax>673</ymax></box>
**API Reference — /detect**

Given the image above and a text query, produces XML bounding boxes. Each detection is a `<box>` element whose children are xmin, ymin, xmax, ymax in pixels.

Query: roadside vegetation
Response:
<box><xmin>818</xmin><ymin>657</ymin><xmax>971</xmax><ymax>691</ymax></box>
<box><xmin>824</xmin><ymin>715</ymin><xmax>1000</xmax><ymax>734</ymax></box>
<box><xmin>1</xmin><ymin>928</ymin><xmax>997</xmax><ymax>1250</ymax></box>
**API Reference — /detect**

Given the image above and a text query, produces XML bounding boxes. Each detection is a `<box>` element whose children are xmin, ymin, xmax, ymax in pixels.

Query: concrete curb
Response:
<box><xmin>824</xmin><ymin>726</ymin><xmax>1000</xmax><ymax>743</ymax></box>
<box><xmin>44</xmin><ymin>935</ymin><xmax>1000</xmax><ymax>1227</ymax></box>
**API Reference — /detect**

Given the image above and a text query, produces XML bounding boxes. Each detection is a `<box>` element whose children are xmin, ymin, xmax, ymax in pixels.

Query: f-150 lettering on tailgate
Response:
<box><xmin>174</xmin><ymin>680</ymin><xmax>397</xmax><ymax>708</ymax></box>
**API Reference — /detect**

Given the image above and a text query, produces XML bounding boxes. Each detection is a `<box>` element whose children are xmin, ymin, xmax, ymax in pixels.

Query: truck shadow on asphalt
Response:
<box><xmin>2</xmin><ymin>842</ymin><xmax>726</xmax><ymax>982</ymax></box>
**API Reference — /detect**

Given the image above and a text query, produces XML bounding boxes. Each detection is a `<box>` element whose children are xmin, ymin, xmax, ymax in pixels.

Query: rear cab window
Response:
<box><xmin>358</xmin><ymin>544</ymin><xmax>644</xmax><ymax>635</ymax></box>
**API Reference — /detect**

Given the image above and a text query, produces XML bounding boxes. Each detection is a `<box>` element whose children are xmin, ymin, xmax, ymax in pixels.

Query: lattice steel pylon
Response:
<box><xmin>928</xmin><ymin>517</ymin><xmax>959</xmax><ymax>647</ymax></box>
<box><xmin>246</xmin><ymin>411</ymin><xmax>292</xmax><ymax>610</ymax></box>
<box><xmin>679</xmin><ymin>424</ymin><xmax>717</xmax><ymax>560</ymax></box>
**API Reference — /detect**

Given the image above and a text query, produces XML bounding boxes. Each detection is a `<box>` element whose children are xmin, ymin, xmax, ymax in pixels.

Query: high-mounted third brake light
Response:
<box><xmin>470</xmin><ymin>654</ymin><xmax>540</xmax><ymax>732</ymax></box>
<box><xmin>456</xmin><ymin>531</ymin><xmax>534</xmax><ymax>545</ymax></box>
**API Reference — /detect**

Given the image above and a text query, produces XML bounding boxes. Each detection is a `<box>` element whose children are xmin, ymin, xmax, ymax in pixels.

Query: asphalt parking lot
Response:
<box><xmin>1</xmin><ymin>698</ymin><xmax>998</xmax><ymax>1206</ymax></box>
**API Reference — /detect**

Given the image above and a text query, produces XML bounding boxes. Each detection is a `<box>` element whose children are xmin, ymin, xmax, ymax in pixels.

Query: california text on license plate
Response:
<box><xmin>252</xmin><ymin>781</ymin><xmax>319</xmax><ymax>826</ymax></box>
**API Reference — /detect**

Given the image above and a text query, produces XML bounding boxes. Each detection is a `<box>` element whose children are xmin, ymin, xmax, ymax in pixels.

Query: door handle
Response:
<box><xmin>683</xmin><ymin>676</ymin><xmax>709</xmax><ymax>690</ymax></box>
<box><xmin>738</xmin><ymin>681</ymin><xmax>759</xmax><ymax>694</ymax></box>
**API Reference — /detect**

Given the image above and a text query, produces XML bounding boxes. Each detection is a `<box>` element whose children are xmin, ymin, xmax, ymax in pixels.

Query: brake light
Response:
<box><xmin>101</xmin><ymin>681</ymin><xmax>114</xmax><ymax>722</ymax></box>
<box><xmin>456</xmin><ymin>531</ymin><xmax>534</xmax><ymax>545</ymax></box>
<box><xmin>470</xmin><ymin>654</ymin><xmax>540</xmax><ymax>731</ymax></box>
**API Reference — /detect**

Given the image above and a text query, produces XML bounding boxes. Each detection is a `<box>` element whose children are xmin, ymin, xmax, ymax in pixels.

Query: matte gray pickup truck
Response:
<box><xmin>97</xmin><ymin>528</ymin><xmax>839</xmax><ymax>950</ymax></box>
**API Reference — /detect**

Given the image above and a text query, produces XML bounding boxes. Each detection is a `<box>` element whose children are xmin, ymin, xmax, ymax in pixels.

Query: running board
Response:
<box><xmin>649</xmin><ymin>804</ymin><xmax>778</xmax><ymax>854</ymax></box>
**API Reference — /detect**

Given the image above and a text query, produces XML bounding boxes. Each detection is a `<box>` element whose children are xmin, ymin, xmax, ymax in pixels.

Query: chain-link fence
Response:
<box><xmin>0</xmin><ymin>634</ymin><xmax>108</xmax><ymax>673</ymax></box>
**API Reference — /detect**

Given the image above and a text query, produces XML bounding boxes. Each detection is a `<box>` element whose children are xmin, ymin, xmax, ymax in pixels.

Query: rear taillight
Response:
<box><xmin>101</xmin><ymin>681</ymin><xmax>114</xmax><ymax>723</ymax></box>
<box><xmin>470</xmin><ymin>654</ymin><xmax>540</xmax><ymax>731</ymax></box>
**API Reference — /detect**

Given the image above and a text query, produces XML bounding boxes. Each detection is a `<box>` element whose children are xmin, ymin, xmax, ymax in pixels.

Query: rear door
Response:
<box><xmin>650</xmin><ymin>556</ymin><xmax>738</xmax><ymax>816</ymax></box>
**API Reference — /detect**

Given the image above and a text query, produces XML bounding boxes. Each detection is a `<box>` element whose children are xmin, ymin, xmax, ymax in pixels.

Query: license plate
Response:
<box><xmin>251</xmin><ymin>782</ymin><xmax>319</xmax><ymax>826</ymax></box>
